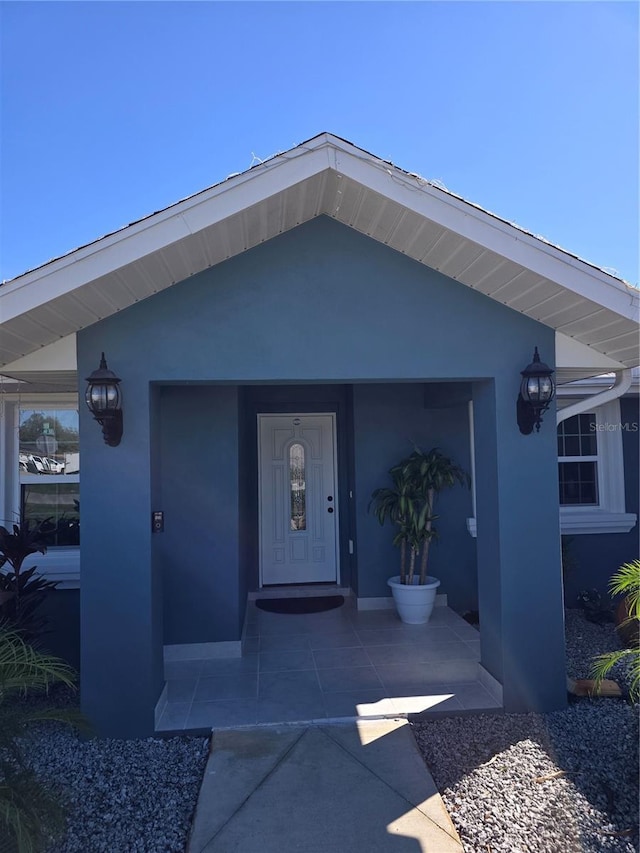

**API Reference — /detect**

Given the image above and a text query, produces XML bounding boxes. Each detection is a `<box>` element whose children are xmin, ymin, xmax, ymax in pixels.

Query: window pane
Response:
<box><xmin>559</xmin><ymin>461</ymin><xmax>598</xmax><ymax>506</ymax></box>
<box><xmin>564</xmin><ymin>436</ymin><xmax>580</xmax><ymax>456</ymax></box>
<box><xmin>289</xmin><ymin>443</ymin><xmax>306</xmax><ymax>531</ymax></box>
<box><xmin>557</xmin><ymin>413</ymin><xmax>597</xmax><ymax>458</ymax></box>
<box><xmin>21</xmin><ymin>483</ymin><xmax>80</xmax><ymax>546</ymax></box>
<box><xmin>580</xmin><ymin>433</ymin><xmax>597</xmax><ymax>456</ymax></box>
<box><xmin>559</xmin><ymin>415</ymin><xmax>580</xmax><ymax>436</ymax></box>
<box><xmin>19</xmin><ymin>409</ymin><xmax>79</xmax><ymax>476</ymax></box>
<box><xmin>579</xmin><ymin>413</ymin><xmax>596</xmax><ymax>434</ymax></box>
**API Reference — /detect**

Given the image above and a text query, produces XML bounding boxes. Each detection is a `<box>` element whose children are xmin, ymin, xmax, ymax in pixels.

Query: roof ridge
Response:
<box><xmin>2</xmin><ymin>134</ymin><xmax>635</xmax><ymax>289</ymax></box>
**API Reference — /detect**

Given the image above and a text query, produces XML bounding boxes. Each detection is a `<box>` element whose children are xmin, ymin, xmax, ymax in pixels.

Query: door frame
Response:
<box><xmin>257</xmin><ymin>412</ymin><xmax>340</xmax><ymax>588</ymax></box>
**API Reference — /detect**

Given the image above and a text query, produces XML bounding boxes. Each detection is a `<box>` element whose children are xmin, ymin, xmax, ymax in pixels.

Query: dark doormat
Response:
<box><xmin>255</xmin><ymin>595</ymin><xmax>345</xmax><ymax>615</ymax></box>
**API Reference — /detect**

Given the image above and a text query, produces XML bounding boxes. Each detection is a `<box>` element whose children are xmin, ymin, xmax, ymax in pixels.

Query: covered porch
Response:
<box><xmin>155</xmin><ymin>592</ymin><xmax>501</xmax><ymax>732</ymax></box>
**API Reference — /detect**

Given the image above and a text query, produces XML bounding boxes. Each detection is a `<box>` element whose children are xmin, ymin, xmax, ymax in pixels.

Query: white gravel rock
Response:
<box><xmin>413</xmin><ymin>609</ymin><xmax>639</xmax><ymax>853</ymax></box>
<box><xmin>25</xmin><ymin>730</ymin><xmax>209</xmax><ymax>852</ymax></box>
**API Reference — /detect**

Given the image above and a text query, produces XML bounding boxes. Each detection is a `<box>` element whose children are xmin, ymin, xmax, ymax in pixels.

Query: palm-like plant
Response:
<box><xmin>0</xmin><ymin>519</ymin><xmax>58</xmax><ymax>640</ymax></box>
<box><xmin>370</xmin><ymin>447</ymin><xmax>469</xmax><ymax>585</ymax></box>
<box><xmin>0</xmin><ymin>628</ymin><xmax>88</xmax><ymax>853</ymax></box>
<box><xmin>369</xmin><ymin>466</ymin><xmax>415</xmax><ymax>584</ymax></box>
<box><xmin>592</xmin><ymin>559</ymin><xmax>640</xmax><ymax>702</ymax></box>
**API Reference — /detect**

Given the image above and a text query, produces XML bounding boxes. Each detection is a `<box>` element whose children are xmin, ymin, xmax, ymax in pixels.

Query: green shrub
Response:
<box><xmin>592</xmin><ymin>559</ymin><xmax>640</xmax><ymax>702</ymax></box>
<box><xmin>0</xmin><ymin>628</ymin><xmax>88</xmax><ymax>852</ymax></box>
<box><xmin>0</xmin><ymin>520</ymin><xmax>59</xmax><ymax>640</ymax></box>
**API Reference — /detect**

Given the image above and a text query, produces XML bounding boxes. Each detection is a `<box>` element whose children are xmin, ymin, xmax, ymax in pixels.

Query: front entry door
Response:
<box><xmin>259</xmin><ymin>414</ymin><xmax>338</xmax><ymax>586</ymax></box>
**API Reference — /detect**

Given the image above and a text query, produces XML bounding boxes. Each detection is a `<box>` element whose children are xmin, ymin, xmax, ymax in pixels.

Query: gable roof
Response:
<box><xmin>1</xmin><ymin>132</ymin><xmax>638</xmax><ymax>370</ymax></box>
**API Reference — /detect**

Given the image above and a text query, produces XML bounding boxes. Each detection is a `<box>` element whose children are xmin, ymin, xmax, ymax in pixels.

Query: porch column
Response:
<box><xmin>80</xmin><ymin>378</ymin><xmax>163</xmax><ymax>738</ymax></box>
<box><xmin>473</xmin><ymin>377</ymin><xmax>566</xmax><ymax>712</ymax></box>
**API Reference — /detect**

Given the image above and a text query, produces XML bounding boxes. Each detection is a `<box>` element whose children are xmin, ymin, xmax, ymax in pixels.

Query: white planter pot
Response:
<box><xmin>387</xmin><ymin>575</ymin><xmax>441</xmax><ymax>625</ymax></box>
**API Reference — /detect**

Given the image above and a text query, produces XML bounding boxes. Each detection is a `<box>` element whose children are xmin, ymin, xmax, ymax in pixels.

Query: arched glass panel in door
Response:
<box><xmin>289</xmin><ymin>443</ymin><xmax>306</xmax><ymax>531</ymax></box>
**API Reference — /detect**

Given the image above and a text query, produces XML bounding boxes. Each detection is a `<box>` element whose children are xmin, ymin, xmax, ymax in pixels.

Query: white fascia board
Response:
<box><xmin>2</xmin><ymin>132</ymin><xmax>637</xmax><ymax>335</ymax></box>
<box><xmin>0</xmin><ymin>216</ymin><xmax>189</xmax><ymax>323</ymax></box>
<box><xmin>176</xmin><ymin>144</ymin><xmax>331</xmax><ymax>235</ymax></box>
<box><xmin>557</xmin><ymin>373</ymin><xmax>640</xmax><ymax>396</ymax></box>
<box><xmin>331</xmin><ymin>145</ymin><xmax>640</xmax><ymax>323</ymax></box>
<box><xmin>0</xmin><ymin>146</ymin><xmax>332</xmax><ymax>325</ymax></box>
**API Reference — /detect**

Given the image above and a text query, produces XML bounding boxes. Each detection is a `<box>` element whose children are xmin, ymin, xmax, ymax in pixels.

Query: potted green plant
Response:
<box><xmin>369</xmin><ymin>447</ymin><xmax>469</xmax><ymax>624</ymax></box>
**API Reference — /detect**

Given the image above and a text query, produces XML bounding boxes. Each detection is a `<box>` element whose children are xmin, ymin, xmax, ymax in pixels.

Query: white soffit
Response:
<box><xmin>1</xmin><ymin>334</ymin><xmax>77</xmax><ymax>372</ymax></box>
<box><xmin>555</xmin><ymin>332</ymin><xmax>628</xmax><ymax>385</ymax></box>
<box><xmin>0</xmin><ymin>335</ymin><xmax>78</xmax><ymax>393</ymax></box>
<box><xmin>1</xmin><ymin>133</ymin><xmax>638</xmax><ymax>368</ymax></box>
<box><xmin>0</xmin><ymin>372</ymin><xmax>78</xmax><ymax>393</ymax></box>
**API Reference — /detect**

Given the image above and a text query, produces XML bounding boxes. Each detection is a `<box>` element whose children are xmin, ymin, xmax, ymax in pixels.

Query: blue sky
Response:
<box><xmin>1</xmin><ymin>1</ymin><xmax>638</xmax><ymax>284</ymax></box>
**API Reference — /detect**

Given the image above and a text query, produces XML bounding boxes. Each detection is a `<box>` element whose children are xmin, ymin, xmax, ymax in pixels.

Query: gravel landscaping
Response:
<box><xmin>12</xmin><ymin>607</ymin><xmax>638</xmax><ymax>852</ymax></box>
<box><xmin>26</xmin><ymin>731</ymin><xmax>209</xmax><ymax>853</ymax></box>
<box><xmin>413</xmin><ymin>609</ymin><xmax>639</xmax><ymax>853</ymax></box>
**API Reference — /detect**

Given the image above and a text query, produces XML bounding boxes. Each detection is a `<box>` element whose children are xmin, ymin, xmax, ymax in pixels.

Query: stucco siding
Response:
<box><xmin>76</xmin><ymin>216</ymin><xmax>565</xmax><ymax>733</ymax></box>
<box><xmin>78</xmin><ymin>374</ymin><xmax>162</xmax><ymax>737</ymax></box>
<box><xmin>77</xmin><ymin>217</ymin><xmax>548</xmax><ymax>385</ymax></box>
<box><xmin>158</xmin><ymin>385</ymin><xmax>240</xmax><ymax>645</ymax></box>
<box><xmin>352</xmin><ymin>383</ymin><xmax>476</xmax><ymax>609</ymax></box>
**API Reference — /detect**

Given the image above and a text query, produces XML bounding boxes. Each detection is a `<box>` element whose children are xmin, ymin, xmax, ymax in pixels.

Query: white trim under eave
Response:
<box><xmin>555</xmin><ymin>333</ymin><xmax>627</xmax><ymax>374</ymax></box>
<box><xmin>1</xmin><ymin>334</ymin><xmax>77</xmax><ymax>372</ymax></box>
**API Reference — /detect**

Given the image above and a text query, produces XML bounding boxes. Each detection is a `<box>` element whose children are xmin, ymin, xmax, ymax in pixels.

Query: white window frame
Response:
<box><xmin>465</xmin><ymin>398</ymin><xmax>636</xmax><ymax>538</ymax></box>
<box><xmin>0</xmin><ymin>393</ymin><xmax>80</xmax><ymax>588</ymax></box>
<box><xmin>557</xmin><ymin>412</ymin><xmax>599</xmax><ymax>507</ymax></box>
<box><xmin>559</xmin><ymin>399</ymin><xmax>636</xmax><ymax>534</ymax></box>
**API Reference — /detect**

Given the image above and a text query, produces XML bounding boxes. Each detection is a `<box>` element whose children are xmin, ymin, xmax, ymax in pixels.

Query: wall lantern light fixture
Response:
<box><xmin>85</xmin><ymin>353</ymin><xmax>123</xmax><ymax>446</ymax></box>
<box><xmin>517</xmin><ymin>347</ymin><xmax>555</xmax><ymax>435</ymax></box>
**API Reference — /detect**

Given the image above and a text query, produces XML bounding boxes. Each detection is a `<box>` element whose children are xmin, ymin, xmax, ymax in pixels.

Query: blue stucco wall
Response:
<box><xmin>78</xmin><ymin>215</ymin><xmax>566</xmax><ymax>734</ymax></box>
<box><xmin>78</xmin><ymin>367</ymin><xmax>163</xmax><ymax>738</ymax></box>
<box><xmin>353</xmin><ymin>384</ymin><xmax>476</xmax><ymax>610</ymax></box>
<box><xmin>158</xmin><ymin>386</ymin><xmax>240</xmax><ymax>644</ymax></box>
<box><xmin>473</xmin><ymin>377</ymin><xmax>566</xmax><ymax>710</ymax></box>
<box><xmin>564</xmin><ymin>394</ymin><xmax>640</xmax><ymax>604</ymax></box>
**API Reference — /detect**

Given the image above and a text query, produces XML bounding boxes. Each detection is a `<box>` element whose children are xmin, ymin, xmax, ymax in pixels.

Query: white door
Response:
<box><xmin>259</xmin><ymin>414</ymin><xmax>338</xmax><ymax>586</ymax></box>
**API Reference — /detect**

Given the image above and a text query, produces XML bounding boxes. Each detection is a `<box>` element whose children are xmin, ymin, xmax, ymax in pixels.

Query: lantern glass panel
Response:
<box><xmin>526</xmin><ymin>377</ymin><xmax>541</xmax><ymax>401</ymax></box>
<box><xmin>86</xmin><ymin>383</ymin><xmax>121</xmax><ymax>413</ymax></box>
<box><xmin>94</xmin><ymin>386</ymin><xmax>107</xmax><ymax>411</ymax></box>
<box><xmin>539</xmin><ymin>376</ymin><xmax>553</xmax><ymax>400</ymax></box>
<box><xmin>105</xmin><ymin>384</ymin><xmax>121</xmax><ymax>409</ymax></box>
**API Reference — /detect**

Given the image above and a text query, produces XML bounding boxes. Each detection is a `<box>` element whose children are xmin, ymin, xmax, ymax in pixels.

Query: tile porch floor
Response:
<box><xmin>156</xmin><ymin>598</ymin><xmax>501</xmax><ymax>732</ymax></box>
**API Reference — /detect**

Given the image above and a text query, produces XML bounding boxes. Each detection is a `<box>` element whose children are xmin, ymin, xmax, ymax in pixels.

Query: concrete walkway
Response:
<box><xmin>188</xmin><ymin>718</ymin><xmax>463</xmax><ymax>853</ymax></box>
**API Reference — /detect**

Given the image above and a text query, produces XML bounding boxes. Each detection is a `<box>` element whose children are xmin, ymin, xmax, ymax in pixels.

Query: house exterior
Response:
<box><xmin>1</xmin><ymin>134</ymin><xmax>638</xmax><ymax>738</ymax></box>
<box><xmin>555</xmin><ymin>370</ymin><xmax>639</xmax><ymax>603</ymax></box>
